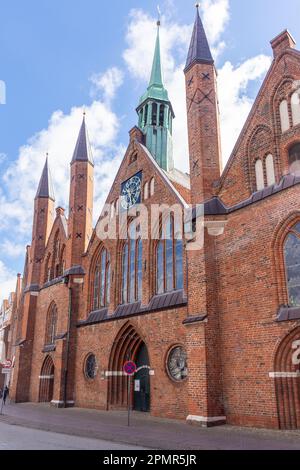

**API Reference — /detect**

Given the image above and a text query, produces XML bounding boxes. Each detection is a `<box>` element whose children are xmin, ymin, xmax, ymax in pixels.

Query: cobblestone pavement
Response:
<box><xmin>0</xmin><ymin>402</ymin><xmax>300</xmax><ymax>450</ymax></box>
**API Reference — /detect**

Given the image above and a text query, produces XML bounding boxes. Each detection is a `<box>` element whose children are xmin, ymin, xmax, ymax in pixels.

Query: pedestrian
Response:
<box><xmin>3</xmin><ymin>386</ymin><xmax>9</xmax><ymax>405</ymax></box>
<box><xmin>0</xmin><ymin>388</ymin><xmax>2</xmax><ymax>399</ymax></box>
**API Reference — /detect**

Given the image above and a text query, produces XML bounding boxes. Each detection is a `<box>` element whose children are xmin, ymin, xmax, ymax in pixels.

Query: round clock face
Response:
<box><xmin>121</xmin><ymin>175</ymin><xmax>141</xmax><ymax>210</ymax></box>
<box><xmin>167</xmin><ymin>346</ymin><xmax>188</xmax><ymax>382</ymax></box>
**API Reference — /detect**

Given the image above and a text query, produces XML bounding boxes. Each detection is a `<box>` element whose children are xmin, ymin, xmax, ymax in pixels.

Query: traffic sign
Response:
<box><xmin>2</xmin><ymin>368</ymin><xmax>11</xmax><ymax>374</ymax></box>
<box><xmin>123</xmin><ymin>361</ymin><xmax>137</xmax><ymax>376</ymax></box>
<box><xmin>0</xmin><ymin>359</ymin><xmax>12</xmax><ymax>368</ymax></box>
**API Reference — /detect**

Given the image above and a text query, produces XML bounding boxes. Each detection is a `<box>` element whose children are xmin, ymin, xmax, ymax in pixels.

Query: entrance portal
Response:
<box><xmin>108</xmin><ymin>323</ymin><xmax>151</xmax><ymax>412</ymax></box>
<box><xmin>134</xmin><ymin>343</ymin><xmax>150</xmax><ymax>412</ymax></box>
<box><xmin>39</xmin><ymin>355</ymin><xmax>54</xmax><ymax>403</ymax></box>
<box><xmin>274</xmin><ymin>327</ymin><xmax>300</xmax><ymax>429</ymax></box>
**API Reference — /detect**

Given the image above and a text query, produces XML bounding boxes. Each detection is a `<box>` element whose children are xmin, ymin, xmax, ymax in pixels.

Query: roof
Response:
<box><xmin>184</xmin><ymin>6</ymin><xmax>214</xmax><ymax>72</ymax></box>
<box><xmin>35</xmin><ymin>157</ymin><xmax>55</xmax><ymax>201</ymax></box>
<box><xmin>139</xmin><ymin>23</ymin><xmax>170</xmax><ymax>105</ymax></box>
<box><xmin>71</xmin><ymin>116</ymin><xmax>94</xmax><ymax>165</ymax></box>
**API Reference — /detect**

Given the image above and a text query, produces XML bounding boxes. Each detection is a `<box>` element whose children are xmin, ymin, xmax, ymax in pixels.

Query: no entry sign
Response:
<box><xmin>123</xmin><ymin>361</ymin><xmax>137</xmax><ymax>376</ymax></box>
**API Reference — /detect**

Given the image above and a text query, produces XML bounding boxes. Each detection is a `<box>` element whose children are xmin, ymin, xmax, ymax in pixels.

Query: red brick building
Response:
<box><xmin>7</xmin><ymin>7</ymin><xmax>300</xmax><ymax>429</ymax></box>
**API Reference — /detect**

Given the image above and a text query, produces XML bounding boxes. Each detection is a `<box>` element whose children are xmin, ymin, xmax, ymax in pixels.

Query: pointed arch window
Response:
<box><xmin>291</xmin><ymin>90</ymin><xmax>300</xmax><ymax>126</ymax></box>
<box><xmin>280</xmin><ymin>99</ymin><xmax>290</xmax><ymax>133</ymax></box>
<box><xmin>144</xmin><ymin>182</ymin><xmax>149</xmax><ymax>201</ymax></box>
<box><xmin>121</xmin><ymin>224</ymin><xmax>143</xmax><ymax>304</ymax></box>
<box><xmin>159</xmin><ymin>105</ymin><xmax>165</xmax><ymax>126</ymax></box>
<box><xmin>284</xmin><ymin>223</ymin><xmax>300</xmax><ymax>307</ymax></box>
<box><xmin>265</xmin><ymin>154</ymin><xmax>275</xmax><ymax>187</ymax></box>
<box><xmin>152</xmin><ymin>103</ymin><xmax>158</xmax><ymax>126</ymax></box>
<box><xmin>255</xmin><ymin>159</ymin><xmax>264</xmax><ymax>191</ymax></box>
<box><xmin>45</xmin><ymin>303</ymin><xmax>57</xmax><ymax>346</ymax></box>
<box><xmin>289</xmin><ymin>143</ymin><xmax>300</xmax><ymax>175</ymax></box>
<box><xmin>150</xmin><ymin>178</ymin><xmax>155</xmax><ymax>197</ymax></box>
<box><xmin>93</xmin><ymin>249</ymin><xmax>111</xmax><ymax>310</ymax></box>
<box><xmin>156</xmin><ymin>216</ymin><xmax>184</xmax><ymax>294</ymax></box>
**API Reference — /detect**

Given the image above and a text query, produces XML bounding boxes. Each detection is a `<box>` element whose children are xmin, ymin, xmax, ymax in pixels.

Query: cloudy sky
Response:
<box><xmin>0</xmin><ymin>0</ymin><xmax>299</xmax><ymax>302</ymax></box>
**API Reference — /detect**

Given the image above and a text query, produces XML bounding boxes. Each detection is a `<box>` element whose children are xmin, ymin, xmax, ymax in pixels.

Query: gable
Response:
<box><xmin>218</xmin><ymin>48</ymin><xmax>300</xmax><ymax>206</ymax></box>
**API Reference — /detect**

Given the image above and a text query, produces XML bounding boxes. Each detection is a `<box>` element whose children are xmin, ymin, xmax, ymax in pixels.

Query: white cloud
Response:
<box><xmin>0</xmin><ymin>153</ymin><xmax>7</xmax><ymax>164</ymax></box>
<box><xmin>90</xmin><ymin>67</ymin><xmax>124</xmax><ymax>103</ymax></box>
<box><xmin>123</xmin><ymin>1</ymin><xmax>271</xmax><ymax>171</ymax></box>
<box><xmin>218</xmin><ymin>55</ymin><xmax>272</xmax><ymax>163</ymax></box>
<box><xmin>0</xmin><ymin>240</ymin><xmax>24</xmax><ymax>259</ymax></box>
<box><xmin>0</xmin><ymin>261</ymin><xmax>16</xmax><ymax>304</ymax></box>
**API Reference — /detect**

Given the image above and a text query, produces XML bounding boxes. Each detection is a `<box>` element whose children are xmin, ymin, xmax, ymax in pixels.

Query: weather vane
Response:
<box><xmin>157</xmin><ymin>5</ymin><xmax>161</xmax><ymax>26</ymax></box>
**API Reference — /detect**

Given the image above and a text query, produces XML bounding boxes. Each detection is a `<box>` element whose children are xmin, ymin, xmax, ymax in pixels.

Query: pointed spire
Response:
<box><xmin>139</xmin><ymin>21</ymin><xmax>169</xmax><ymax>104</ymax></box>
<box><xmin>149</xmin><ymin>21</ymin><xmax>164</xmax><ymax>88</ymax></box>
<box><xmin>35</xmin><ymin>155</ymin><xmax>55</xmax><ymax>201</ymax></box>
<box><xmin>185</xmin><ymin>4</ymin><xmax>214</xmax><ymax>72</ymax></box>
<box><xmin>71</xmin><ymin>114</ymin><xmax>94</xmax><ymax>166</ymax></box>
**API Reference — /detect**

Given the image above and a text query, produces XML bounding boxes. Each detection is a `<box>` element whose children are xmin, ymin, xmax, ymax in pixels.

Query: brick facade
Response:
<box><xmin>4</xmin><ymin>12</ymin><xmax>300</xmax><ymax>430</ymax></box>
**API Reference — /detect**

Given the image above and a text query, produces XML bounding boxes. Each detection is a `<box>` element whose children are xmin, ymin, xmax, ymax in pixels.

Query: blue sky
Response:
<box><xmin>0</xmin><ymin>0</ymin><xmax>300</xmax><ymax>301</ymax></box>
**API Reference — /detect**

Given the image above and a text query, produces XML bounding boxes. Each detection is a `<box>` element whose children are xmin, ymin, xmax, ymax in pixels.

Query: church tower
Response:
<box><xmin>184</xmin><ymin>4</ymin><xmax>222</xmax><ymax>203</ymax></box>
<box><xmin>28</xmin><ymin>156</ymin><xmax>55</xmax><ymax>286</ymax></box>
<box><xmin>137</xmin><ymin>21</ymin><xmax>175</xmax><ymax>172</ymax></box>
<box><xmin>67</xmin><ymin>115</ymin><xmax>94</xmax><ymax>268</ymax></box>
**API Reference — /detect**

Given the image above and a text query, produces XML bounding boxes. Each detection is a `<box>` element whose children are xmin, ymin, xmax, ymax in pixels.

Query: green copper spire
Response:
<box><xmin>137</xmin><ymin>20</ymin><xmax>174</xmax><ymax>172</ymax></box>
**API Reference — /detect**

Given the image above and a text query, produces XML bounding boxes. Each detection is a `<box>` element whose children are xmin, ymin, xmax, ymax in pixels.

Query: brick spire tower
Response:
<box><xmin>28</xmin><ymin>156</ymin><xmax>55</xmax><ymax>286</ymax></box>
<box><xmin>67</xmin><ymin>114</ymin><xmax>94</xmax><ymax>267</ymax></box>
<box><xmin>184</xmin><ymin>4</ymin><xmax>222</xmax><ymax>204</ymax></box>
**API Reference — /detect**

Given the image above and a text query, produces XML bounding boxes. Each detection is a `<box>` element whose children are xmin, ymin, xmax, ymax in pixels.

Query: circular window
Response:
<box><xmin>167</xmin><ymin>346</ymin><xmax>188</xmax><ymax>382</ymax></box>
<box><xmin>84</xmin><ymin>354</ymin><xmax>97</xmax><ymax>380</ymax></box>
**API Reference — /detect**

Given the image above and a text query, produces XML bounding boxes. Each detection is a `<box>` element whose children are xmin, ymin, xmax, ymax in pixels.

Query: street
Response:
<box><xmin>0</xmin><ymin>421</ymin><xmax>146</xmax><ymax>450</ymax></box>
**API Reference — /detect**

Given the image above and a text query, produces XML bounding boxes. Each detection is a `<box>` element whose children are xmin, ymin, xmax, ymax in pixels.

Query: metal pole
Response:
<box><xmin>127</xmin><ymin>374</ymin><xmax>131</xmax><ymax>427</ymax></box>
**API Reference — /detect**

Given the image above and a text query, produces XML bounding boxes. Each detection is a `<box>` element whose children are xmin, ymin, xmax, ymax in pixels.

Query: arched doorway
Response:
<box><xmin>39</xmin><ymin>356</ymin><xmax>54</xmax><ymax>403</ymax></box>
<box><xmin>108</xmin><ymin>323</ymin><xmax>150</xmax><ymax>412</ymax></box>
<box><xmin>134</xmin><ymin>342</ymin><xmax>150</xmax><ymax>412</ymax></box>
<box><xmin>274</xmin><ymin>327</ymin><xmax>300</xmax><ymax>429</ymax></box>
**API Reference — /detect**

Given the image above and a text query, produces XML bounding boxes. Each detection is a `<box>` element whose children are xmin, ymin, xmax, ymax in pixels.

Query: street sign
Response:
<box><xmin>1</xmin><ymin>368</ymin><xmax>11</xmax><ymax>374</ymax></box>
<box><xmin>123</xmin><ymin>361</ymin><xmax>137</xmax><ymax>376</ymax></box>
<box><xmin>0</xmin><ymin>359</ymin><xmax>12</xmax><ymax>368</ymax></box>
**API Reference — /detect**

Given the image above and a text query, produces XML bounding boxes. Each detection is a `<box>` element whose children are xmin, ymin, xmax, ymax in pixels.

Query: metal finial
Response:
<box><xmin>157</xmin><ymin>5</ymin><xmax>161</xmax><ymax>26</ymax></box>
<box><xmin>195</xmin><ymin>3</ymin><xmax>200</xmax><ymax>8</ymax></box>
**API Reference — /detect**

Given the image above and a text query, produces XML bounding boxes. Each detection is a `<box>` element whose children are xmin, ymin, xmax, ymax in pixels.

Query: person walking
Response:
<box><xmin>3</xmin><ymin>386</ymin><xmax>9</xmax><ymax>405</ymax></box>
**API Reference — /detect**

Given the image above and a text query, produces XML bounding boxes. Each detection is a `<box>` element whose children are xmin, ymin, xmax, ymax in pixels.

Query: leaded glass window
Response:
<box><xmin>284</xmin><ymin>224</ymin><xmax>300</xmax><ymax>307</ymax></box>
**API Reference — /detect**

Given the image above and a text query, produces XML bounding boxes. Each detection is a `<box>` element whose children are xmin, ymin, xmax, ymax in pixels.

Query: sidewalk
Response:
<box><xmin>0</xmin><ymin>402</ymin><xmax>300</xmax><ymax>450</ymax></box>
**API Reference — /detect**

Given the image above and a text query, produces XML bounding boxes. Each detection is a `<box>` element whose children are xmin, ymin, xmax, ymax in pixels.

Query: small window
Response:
<box><xmin>280</xmin><ymin>100</ymin><xmax>290</xmax><ymax>133</ymax></box>
<box><xmin>255</xmin><ymin>159</ymin><xmax>264</xmax><ymax>191</ymax></box>
<box><xmin>265</xmin><ymin>154</ymin><xmax>275</xmax><ymax>187</ymax></box>
<box><xmin>159</xmin><ymin>105</ymin><xmax>165</xmax><ymax>127</ymax></box>
<box><xmin>291</xmin><ymin>90</ymin><xmax>300</xmax><ymax>126</ymax></box>
<box><xmin>84</xmin><ymin>354</ymin><xmax>97</xmax><ymax>380</ymax></box>
<box><xmin>289</xmin><ymin>143</ymin><xmax>300</xmax><ymax>175</ymax></box>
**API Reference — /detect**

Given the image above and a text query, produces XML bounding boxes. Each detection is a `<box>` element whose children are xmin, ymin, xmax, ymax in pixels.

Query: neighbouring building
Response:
<box><xmin>5</xmin><ymin>6</ymin><xmax>300</xmax><ymax>429</ymax></box>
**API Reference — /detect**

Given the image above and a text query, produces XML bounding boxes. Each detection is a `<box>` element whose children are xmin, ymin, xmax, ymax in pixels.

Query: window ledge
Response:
<box><xmin>277</xmin><ymin>306</ymin><xmax>300</xmax><ymax>322</ymax></box>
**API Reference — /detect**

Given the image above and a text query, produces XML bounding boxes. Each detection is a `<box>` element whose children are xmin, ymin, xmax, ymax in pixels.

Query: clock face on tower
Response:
<box><xmin>121</xmin><ymin>171</ymin><xmax>142</xmax><ymax>210</ymax></box>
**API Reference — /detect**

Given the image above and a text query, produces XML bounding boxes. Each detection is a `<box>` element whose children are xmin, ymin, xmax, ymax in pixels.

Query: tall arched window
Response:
<box><xmin>291</xmin><ymin>90</ymin><xmax>300</xmax><ymax>126</ymax></box>
<box><xmin>93</xmin><ymin>249</ymin><xmax>111</xmax><ymax>310</ymax></box>
<box><xmin>45</xmin><ymin>303</ymin><xmax>57</xmax><ymax>346</ymax></box>
<box><xmin>159</xmin><ymin>105</ymin><xmax>165</xmax><ymax>126</ymax></box>
<box><xmin>284</xmin><ymin>223</ymin><xmax>300</xmax><ymax>307</ymax></box>
<box><xmin>121</xmin><ymin>224</ymin><xmax>143</xmax><ymax>304</ymax></box>
<box><xmin>150</xmin><ymin>178</ymin><xmax>155</xmax><ymax>197</ymax></box>
<box><xmin>280</xmin><ymin>100</ymin><xmax>290</xmax><ymax>133</ymax></box>
<box><xmin>151</xmin><ymin>103</ymin><xmax>157</xmax><ymax>126</ymax></box>
<box><xmin>266</xmin><ymin>154</ymin><xmax>275</xmax><ymax>187</ymax></box>
<box><xmin>255</xmin><ymin>159</ymin><xmax>264</xmax><ymax>191</ymax></box>
<box><xmin>144</xmin><ymin>182</ymin><xmax>149</xmax><ymax>201</ymax></box>
<box><xmin>289</xmin><ymin>143</ymin><xmax>300</xmax><ymax>175</ymax></box>
<box><xmin>156</xmin><ymin>217</ymin><xmax>184</xmax><ymax>294</ymax></box>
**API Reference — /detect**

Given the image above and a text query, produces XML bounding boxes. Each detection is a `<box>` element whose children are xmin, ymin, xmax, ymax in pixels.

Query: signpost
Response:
<box><xmin>123</xmin><ymin>361</ymin><xmax>137</xmax><ymax>427</ymax></box>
